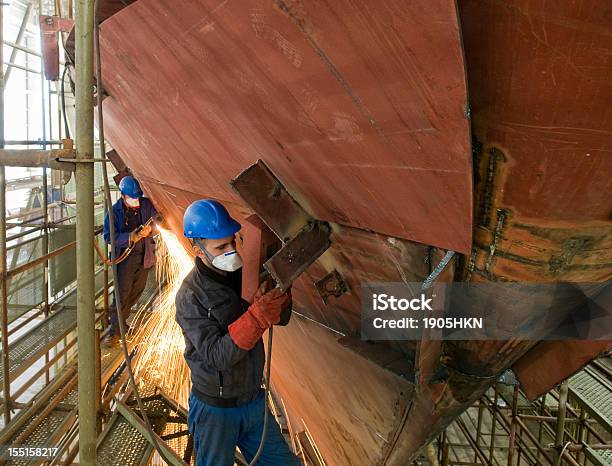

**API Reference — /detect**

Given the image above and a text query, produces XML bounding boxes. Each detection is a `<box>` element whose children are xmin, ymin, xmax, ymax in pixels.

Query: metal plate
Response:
<box><xmin>513</xmin><ymin>340</ymin><xmax>612</xmax><ymax>401</ymax></box>
<box><xmin>99</xmin><ymin>0</ymin><xmax>473</xmax><ymax>253</ymax></box>
<box><xmin>50</xmin><ymin>228</ymin><xmax>77</xmax><ymax>295</ymax></box>
<box><xmin>231</xmin><ymin>159</ymin><xmax>311</xmax><ymax>242</ymax></box>
<box><xmin>264</xmin><ymin>221</ymin><xmax>331</xmax><ymax>291</ymax></box>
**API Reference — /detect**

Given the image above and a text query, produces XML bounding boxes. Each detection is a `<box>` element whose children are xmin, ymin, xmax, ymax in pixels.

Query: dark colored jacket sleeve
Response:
<box><xmin>103</xmin><ymin>206</ymin><xmax>130</xmax><ymax>248</ymax></box>
<box><xmin>175</xmin><ymin>286</ymin><xmax>248</xmax><ymax>371</ymax></box>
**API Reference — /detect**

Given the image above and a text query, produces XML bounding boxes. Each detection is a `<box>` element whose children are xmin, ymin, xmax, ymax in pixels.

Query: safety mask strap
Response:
<box><xmin>194</xmin><ymin>238</ymin><xmax>215</xmax><ymax>263</ymax></box>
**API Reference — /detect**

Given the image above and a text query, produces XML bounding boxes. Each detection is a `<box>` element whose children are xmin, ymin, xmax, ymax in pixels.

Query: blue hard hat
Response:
<box><xmin>118</xmin><ymin>176</ymin><xmax>143</xmax><ymax>198</ymax></box>
<box><xmin>183</xmin><ymin>199</ymin><xmax>241</xmax><ymax>239</ymax></box>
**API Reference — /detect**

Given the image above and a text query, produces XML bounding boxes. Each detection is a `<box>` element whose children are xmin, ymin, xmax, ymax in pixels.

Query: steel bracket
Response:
<box><xmin>315</xmin><ymin>270</ymin><xmax>348</xmax><ymax>303</ymax></box>
<box><xmin>264</xmin><ymin>220</ymin><xmax>331</xmax><ymax>292</ymax></box>
<box><xmin>231</xmin><ymin>159</ymin><xmax>331</xmax><ymax>291</ymax></box>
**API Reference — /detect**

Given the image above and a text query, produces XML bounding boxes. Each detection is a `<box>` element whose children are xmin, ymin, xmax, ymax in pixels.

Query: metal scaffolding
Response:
<box><xmin>0</xmin><ymin>0</ymin><xmax>108</xmax><ymax>451</ymax></box>
<box><xmin>0</xmin><ymin>2</ymin><xmax>193</xmax><ymax>464</ymax></box>
<box><xmin>434</xmin><ymin>358</ymin><xmax>612</xmax><ymax>466</ymax></box>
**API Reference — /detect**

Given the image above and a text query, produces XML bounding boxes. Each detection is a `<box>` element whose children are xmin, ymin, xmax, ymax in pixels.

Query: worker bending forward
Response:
<box><xmin>103</xmin><ymin>175</ymin><xmax>157</xmax><ymax>346</ymax></box>
<box><xmin>175</xmin><ymin>199</ymin><xmax>301</xmax><ymax>466</ymax></box>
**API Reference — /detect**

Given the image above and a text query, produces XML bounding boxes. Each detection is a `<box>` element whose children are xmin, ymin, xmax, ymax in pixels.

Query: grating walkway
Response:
<box><xmin>569</xmin><ymin>365</ymin><xmax>612</xmax><ymax>434</ymax></box>
<box><xmin>0</xmin><ymin>368</ymin><xmax>78</xmax><ymax>465</ymax></box>
<box><xmin>97</xmin><ymin>413</ymin><xmax>154</xmax><ymax>465</ymax></box>
<box><xmin>0</xmin><ymin>267</ymin><xmax>110</xmax><ymax>390</ymax></box>
<box><xmin>0</xmin><ymin>306</ymin><xmax>76</xmax><ymax>389</ymax></box>
<box><xmin>97</xmin><ymin>392</ymin><xmax>190</xmax><ymax>466</ymax></box>
<box><xmin>585</xmin><ymin>446</ymin><xmax>612</xmax><ymax>466</ymax></box>
<box><xmin>0</xmin><ymin>265</ymin><xmax>161</xmax><ymax>464</ymax></box>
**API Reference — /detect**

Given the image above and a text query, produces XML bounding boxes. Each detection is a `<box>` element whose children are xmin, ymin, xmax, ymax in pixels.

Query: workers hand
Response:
<box><xmin>253</xmin><ymin>279</ymin><xmax>272</xmax><ymax>301</ymax></box>
<box><xmin>140</xmin><ymin>224</ymin><xmax>153</xmax><ymax>237</ymax></box>
<box><xmin>228</xmin><ymin>287</ymin><xmax>290</xmax><ymax>351</ymax></box>
<box><xmin>130</xmin><ymin>229</ymin><xmax>143</xmax><ymax>244</ymax></box>
<box><xmin>249</xmin><ymin>288</ymin><xmax>290</xmax><ymax>328</ymax></box>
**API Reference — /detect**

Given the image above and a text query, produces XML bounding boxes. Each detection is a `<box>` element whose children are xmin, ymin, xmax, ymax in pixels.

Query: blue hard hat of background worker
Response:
<box><xmin>118</xmin><ymin>176</ymin><xmax>143</xmax><ymax>199</ymax></box>
<box><xmin>183</xmin><ymin>199</ymin><xmax>241</xmax><ymax>239</ymax></box>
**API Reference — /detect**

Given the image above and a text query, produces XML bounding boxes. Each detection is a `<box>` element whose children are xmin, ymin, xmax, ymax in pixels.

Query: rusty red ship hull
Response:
<box><xmin>91</xmin><ymin>0</ymin><xmax>612</xmax><ymax>464</ymax></box>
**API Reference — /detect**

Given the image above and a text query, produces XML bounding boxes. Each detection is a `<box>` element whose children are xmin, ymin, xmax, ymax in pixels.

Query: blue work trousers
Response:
<box><xmin>188</xmin><ymin>391</ymin><xmax>301</xmax><ymax>466</ymax></box>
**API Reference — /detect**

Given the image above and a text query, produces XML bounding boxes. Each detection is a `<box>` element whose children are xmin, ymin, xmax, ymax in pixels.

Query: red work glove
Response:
<box><xmin>228</xmin><ymin>288</ymin><xmax>291</xmax><ymax>350</ymax></box>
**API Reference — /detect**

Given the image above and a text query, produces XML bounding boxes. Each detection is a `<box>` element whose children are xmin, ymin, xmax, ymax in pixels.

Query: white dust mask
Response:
<box><xmin>211</xmin><ymin>250</ymin><xmax>243</xmax><ymax>272</ymax></box>
<box><xmin>195</xmin><ymin>239</ymin><xmax>243</xmax><ymax>272</ymax></box>
<box><xmin>125</xmin><ymin>196</ymin><xmax>140</xmax><ymax>208</ymax></box>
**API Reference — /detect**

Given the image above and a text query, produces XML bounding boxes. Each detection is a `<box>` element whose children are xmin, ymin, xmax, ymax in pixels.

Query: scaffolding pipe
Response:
<box><xmin>39</xmin><ymin>0</ymin><xmax>47</xmax><ymax>153</ymax></box>
<box><xmin>42</xmin><ymin>164</ymin><xmax>50</xmax><ymax>384</ymax></box>
<box><xmin>4</xmin><ymin>3</ymin><xmax>34</xmax><ymax>87</ymax></box>
<box><xmin>455</xmin><ymin>417</ymin><xmax>490</xmax><ymax>465</ymax></box>
<box><xmin>518</xmin><ymin>414</ymin><xmax>583</xmax><ymax>423</ymax></box>
<box><xmin>474</xmin><ymin>399</ymin><xmax>485</xmax><ymax>464</ymax></box>
<box><xmin>2</xmin><ymin>139</ymin><xmax>63</xmax><ymax>145</ymax></box>
<box><xmin>0</xmin><ymin>0</ymin><xmax>11</xmax><ymax>426</ymax></box>
<box><xmin>0</xmin><ymin>171</ymin><xmax>8</xmax><ymax>426</ymax></box>
<box><xmin>554</xmin><ymin>381</ymin><xmax>569</xmax><ymax>465</ymax></box>
<box><xmin>8</xmin><ymin>307</ymin><xmax>45</xmax><ymax>337</ymax></box>
<box><xmin>5</xmin><ymin>62</ymin><xmax>41</xmax><ymax>74</ymax></box>
<box><xmin>0</xmin><ymin>365</ymin><xmax>77</xmax><ymax>444</ymax></box>
<box><xmin>7</xmin><ymin>226</ymin><xmax>45</xmax><ymax>242</ymax></box>
<box><xmin>7</xmin><ymin>240</ymin><xmax>75</xmax><ymax>276</ymax></box>
<box><xmin>9</xmin><ymin>337</ymin><xmax>76</xmax><ymax>406</ymax></box>
<box><xmin>75</xmin><ymin>0</ymin><xmax>96</xmax><ymax>462</ymax></box>
<box><xmin>507</xmin><ymin>385</ymin><xmax>520</xmax><ymax>466</ymax></box>
<box><xmin>6</xmin><ymin>202</ymin><xmax>60</xmax><ymax>220</ymax></box>
<box><xmin>2</xmin><ymin>40</ymin><xmax>42</xmax><ymax>57</ymax></box>
<box><xmin>482</xmin><ymin>394</ymin><xmax>554</xmax><ymax>465</ymax></box>
<box><xmin>546</xmin><ymin>386</ymin><xmax>605</xmax><ymax>443</ymax></box>
<box><xmin>0</xmin><ymin>149</ymin><xmax>76</xmax><ymax>170</ymax></box>
<box><xmin>6</xmin><ymin>220</ymin><xmax>73</xmax><ymax>229</ymax></box>
<box><xmin>39</xmin><ymin>7</ymin><xmax>54</xmax><ymax>388</ymax></box>
<box><xmin>488</xmin><ymin>385</ymin><xmax>498</xmax><ymax>463</ymax></box>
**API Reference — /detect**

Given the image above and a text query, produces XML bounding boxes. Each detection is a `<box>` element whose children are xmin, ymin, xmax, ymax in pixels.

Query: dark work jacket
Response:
<box><xmin>175</xmin><ymin>257</ymin><xmax>291</xmax><ymax>405</ymax></box>
<box><xmin>103</xmin><ymin>197</ymin><xmax>157</xmax><ymax>269</ymax></box>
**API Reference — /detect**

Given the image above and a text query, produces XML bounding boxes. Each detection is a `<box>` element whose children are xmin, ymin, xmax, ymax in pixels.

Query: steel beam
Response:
<box><xmin>75</xmin><ymin>0</ymin><xmax>96</xmax><ymax>463</ymax></box>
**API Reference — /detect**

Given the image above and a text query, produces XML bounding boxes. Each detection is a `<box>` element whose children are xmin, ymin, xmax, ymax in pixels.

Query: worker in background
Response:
<box><xmin>103</xmin><ymin>175</ymin><xmax>158</xmax><ymax>346</ymax></box>
<box><xmin>175</xmin><ymin>199</ymin><xmax>301</xmax><ymax>466</ymax></box>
